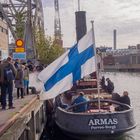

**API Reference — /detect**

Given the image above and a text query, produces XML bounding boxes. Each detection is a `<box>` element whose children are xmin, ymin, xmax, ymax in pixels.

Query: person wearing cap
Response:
<box><xmin>106</xmin><ymin>78</ymin><xmax>114</xmax><ymax>94</ymax></box>
<box><xmin>71</xmin><ymin>91</ymin><xmax>88</xmax><ymax>113</ymax></box>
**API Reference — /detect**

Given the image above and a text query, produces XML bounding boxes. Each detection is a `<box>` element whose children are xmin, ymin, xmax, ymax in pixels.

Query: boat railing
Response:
<box><xmin>66</xmin><ymin>99</ymin><xmax>131</xmax><ymax>113</ymax></box>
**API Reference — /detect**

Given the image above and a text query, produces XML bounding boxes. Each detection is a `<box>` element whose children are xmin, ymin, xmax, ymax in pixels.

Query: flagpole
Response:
<box><xmin>91</xmin><ymin>20</ymin><xmax>101</xmax><ymax>112</ymax></box>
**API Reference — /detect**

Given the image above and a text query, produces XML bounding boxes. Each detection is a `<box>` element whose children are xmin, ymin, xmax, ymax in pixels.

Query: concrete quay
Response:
<box><xmin>0</xmin><ymin>95</ymin><xmax>47</xmax><ymax>140</ymax></box>
<box><xmin>104</xmin><ymin>64</ymin><xmax>140</xmax><ymax>72</ymax></box>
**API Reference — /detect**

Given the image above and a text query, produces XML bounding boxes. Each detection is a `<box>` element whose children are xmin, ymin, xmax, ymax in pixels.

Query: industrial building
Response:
<box><xmin>101</xmin><ymin>45</ymin><xmax>140</xmax><ymax>71</ymax></box>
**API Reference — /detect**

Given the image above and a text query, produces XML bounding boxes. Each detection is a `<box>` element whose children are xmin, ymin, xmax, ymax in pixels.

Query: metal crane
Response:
<box><xmin>54</xmin><ymin>0</ymin><xmax>63</xmax><ymax>47</ymax></box>
<box><xmin>0</xmin><ymin>0</ymin><xmax>44</xmax><ymax>59</ymax></box>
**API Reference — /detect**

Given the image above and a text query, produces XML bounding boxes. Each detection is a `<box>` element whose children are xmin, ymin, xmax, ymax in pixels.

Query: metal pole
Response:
<box><xmin>91</xmin><ymin>20</ymin><xmax>101</xmax><ymax>112</ymax></box>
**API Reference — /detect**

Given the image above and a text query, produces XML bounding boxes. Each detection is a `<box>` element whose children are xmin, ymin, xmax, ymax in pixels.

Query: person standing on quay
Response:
<box><xmin>23</xmin><ymin>63</ymin><xmax>29</xmax><ymax>95</ymax></box>
<box><xmin>0</xmin><ymin>57</ymin><xmax>16</xmax><ymax>110</ymax></box>
<box><xmin>15</xmin><ymin>64</ymin><xmax>24</xmax><ymax>99</ymax></box>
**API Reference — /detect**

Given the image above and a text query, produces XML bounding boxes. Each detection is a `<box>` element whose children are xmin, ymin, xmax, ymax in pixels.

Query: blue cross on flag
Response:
<box><xmin>38</xmin><ymin>30</ymin><xmax>96</xmax><ymax>100</ymax></box>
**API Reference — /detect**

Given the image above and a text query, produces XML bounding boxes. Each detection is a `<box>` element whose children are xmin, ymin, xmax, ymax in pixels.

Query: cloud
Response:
<box><xmin>42</xmin><ymin>0</ymin><xmax>52</xmax><ymax>7</ymax></box>
<box><xmin>42</xmin><ymin>0</ymin><xmax>73</xmax><ymax>8</ymax></box>
<box><xmin>43</xmin><ymin>0</ymin><xmax>140</xmax><ymax>48</ymax></box>
<box><xmin>43</xmin><ymin>0</ymin><xmax>76</xmax><ymax>47</ymax></box>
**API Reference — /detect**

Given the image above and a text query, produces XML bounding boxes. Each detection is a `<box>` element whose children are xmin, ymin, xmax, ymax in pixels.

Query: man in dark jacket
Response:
<box><xmin>0</xmin><ymin>57</ymin><xmax>17</xmax><ymax>109</ymax></box>
<box><xmin>112</xmin><ymin>93</ymin><xmax>121</xmax><ymax>102</ymax></box>
<box><xmin>120</xmin><ymin>91</ymin><xmax>131</xmax><ymax>106</ymax></box>
<box><xmin>106</xmin><ymin>78</ymin><xmax>114</xmax><ymax>94</ymax></box>
<box><xmin>100</xmin><ymin>76</ymin><xmax>106</xmax><ymax>90</ymax></box>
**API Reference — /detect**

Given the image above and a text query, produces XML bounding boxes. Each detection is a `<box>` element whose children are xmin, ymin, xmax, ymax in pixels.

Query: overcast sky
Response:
<box><xmin>42</xmin><ymin>0</ymin><xmax>140</xmax><ymax>49</ymax></box>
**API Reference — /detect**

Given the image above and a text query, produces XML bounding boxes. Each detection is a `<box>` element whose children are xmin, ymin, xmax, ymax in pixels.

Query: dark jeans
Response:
<box><xmin>1</xmin><ymin>81</ymin><xmax>13</xmax><ymax>108</ymax></box>
<box><xmin>27</xmin><ymin>86</ymin><xmax>29</xmax><ymax>95</ymax></box>
<box><xmin>17</xmin><ymin>88</ymin><xmax>24</xmax><ymax>98</ymax></box>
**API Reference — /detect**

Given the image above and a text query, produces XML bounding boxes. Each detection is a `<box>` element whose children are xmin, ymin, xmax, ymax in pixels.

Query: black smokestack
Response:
<box><xmin>113</xmin><ymin>29</ymin><xmax>117</xmax><ymax>50</ymax></box>
<box><xmin>75</xmin><ymin>11</ymin><xmax>87</xmax><ymax>42</ymax></box>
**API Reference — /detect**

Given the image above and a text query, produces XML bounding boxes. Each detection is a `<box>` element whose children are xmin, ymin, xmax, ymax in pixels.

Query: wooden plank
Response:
<box><xmin>0</xmin><ymin>95</ymin><xmax>37</xmax><ymax>137</ymax></box>
<box><xmin>0</xmin><ymin>118</ymin><xmax>27</xmax><ymax>140</ymax></box>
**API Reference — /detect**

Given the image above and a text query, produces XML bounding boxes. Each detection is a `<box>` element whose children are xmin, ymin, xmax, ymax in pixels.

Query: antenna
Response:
<box><xmin>78</xmin><ymin>0</ymin><xmax>80</xmax><ymax>11</ymax></box>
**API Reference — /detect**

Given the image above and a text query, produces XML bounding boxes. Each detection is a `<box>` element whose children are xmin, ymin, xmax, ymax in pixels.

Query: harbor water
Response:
<box><xmin>41</xmin><ymin>72</ymin><xmax>140</xmax><ymax>140</ymax></box>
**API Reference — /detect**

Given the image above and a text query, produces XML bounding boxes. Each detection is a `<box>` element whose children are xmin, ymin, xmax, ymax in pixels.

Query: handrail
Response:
<box><xmin>66</xmin><ymin>99</ymin><xmax>131</xmax><ymax>111</ymax></box>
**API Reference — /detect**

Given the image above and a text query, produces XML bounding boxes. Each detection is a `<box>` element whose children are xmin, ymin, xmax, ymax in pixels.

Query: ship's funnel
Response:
<box><xmin>75</xmin><ymin>11</ymin><xmax>87</xmax><ymax>42</ymax></box>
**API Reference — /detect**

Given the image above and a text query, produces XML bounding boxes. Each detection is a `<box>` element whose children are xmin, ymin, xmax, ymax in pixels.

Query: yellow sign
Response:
<box><xmin>16</xmin><ymin>39</ymin><xmax>24</xmax><ymax>47</ymax></box>
<box><xmin>15</xmin><ymin>47</ymin><xmax>25</xmax><ymax>52</ymax></box>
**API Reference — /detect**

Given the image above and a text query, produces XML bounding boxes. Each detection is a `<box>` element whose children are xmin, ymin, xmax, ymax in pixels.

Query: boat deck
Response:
<box><xmin>85</xmin><ymin>92</ymin><xmax>112</xmax><ymax>99</ymax></box>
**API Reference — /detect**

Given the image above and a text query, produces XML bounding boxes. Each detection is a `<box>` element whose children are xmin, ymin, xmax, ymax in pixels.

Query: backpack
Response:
<box><xmin>4</xmin><ymin>65</ymin><xmax>15</xmax><ymax>81</ymax></box>
<box><xmin>29</xmin><ymin>87</ymin><xmax>37</xmax><ymax>94</ymax></box>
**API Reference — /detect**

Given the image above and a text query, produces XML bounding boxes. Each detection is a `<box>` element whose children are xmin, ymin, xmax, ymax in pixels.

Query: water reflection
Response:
<box><xmin>104</xmin><ymin>72</ymin><xmax>140</xmax><ymax>140</ymax></box>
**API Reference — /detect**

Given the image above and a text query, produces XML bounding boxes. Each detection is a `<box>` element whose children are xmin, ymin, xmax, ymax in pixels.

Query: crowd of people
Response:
<box><xmin>0</xmin><ymin>56</ymin><xmax>130</xmax><ymax>112</ymax></box>
<box><xmin>55</xmin><ymin>90</ymin><xmax>131</xmax><ymax>113</ymax></box>
<box><xmin>0</xmin><ymin>56</ymin><xmax>43</xmax><ymax>110</ymax></box>
<box><xmin>54</xmin><ymin>76</ymin><xmax>131</xmax><ymax>113</ymax></box>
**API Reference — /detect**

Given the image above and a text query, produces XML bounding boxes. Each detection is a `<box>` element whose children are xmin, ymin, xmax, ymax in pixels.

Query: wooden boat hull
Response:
<box><xmin>55</xmin><ymin>100</ymin><xmax>136</xmax><ymax>138</ymax></box>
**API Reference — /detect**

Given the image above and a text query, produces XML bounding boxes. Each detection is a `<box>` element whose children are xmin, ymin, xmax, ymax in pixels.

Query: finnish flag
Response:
<box><xmin>38</xmin><ymin>30</ymin><xmax>96</xmax><ymax>100</ymax></box>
